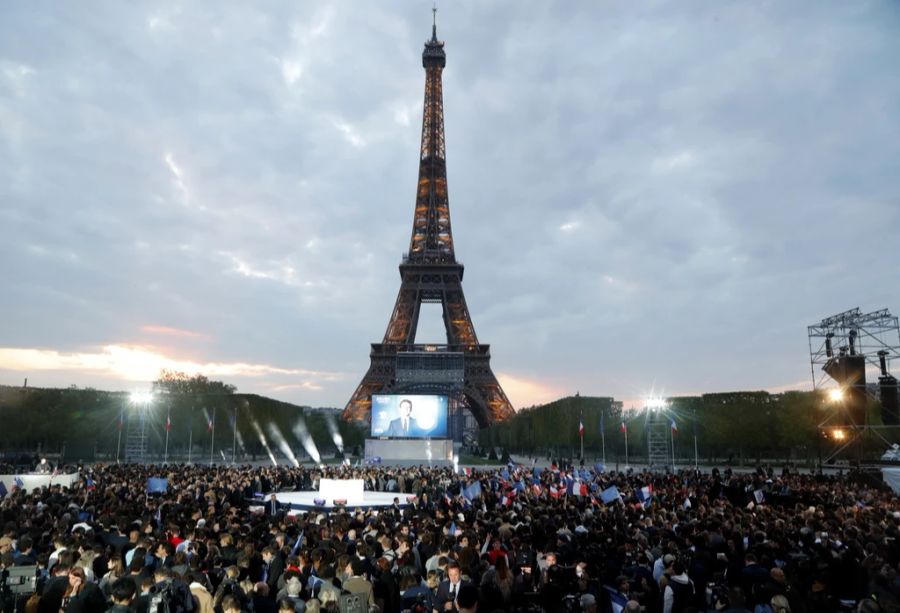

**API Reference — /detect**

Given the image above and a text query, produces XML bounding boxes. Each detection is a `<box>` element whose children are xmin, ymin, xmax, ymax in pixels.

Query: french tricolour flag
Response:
<box><xmin>620</xmin><ymin>421</ymin><xmax>627</xmax><ymax>434</ymax></box>
<box><xmin>670</xmin><ymin>418</ymin><xmax>678</xmax><ymax>433</ymax></box>
<box><xmin>637</xmin><ymin>484</ymin><xmax>653</xmax><ymax>506</ymax></box>
<box><xmin>578</xmin><ymin>420</ymin><xmax>585</xmax><ymax>437</ymax></box>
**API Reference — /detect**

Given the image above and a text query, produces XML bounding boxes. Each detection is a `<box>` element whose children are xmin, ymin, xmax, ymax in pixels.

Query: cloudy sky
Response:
<box><xmin>1</xmin><ymin>2</ymin><xmax>899</xmax><ymax>410</ymax></box>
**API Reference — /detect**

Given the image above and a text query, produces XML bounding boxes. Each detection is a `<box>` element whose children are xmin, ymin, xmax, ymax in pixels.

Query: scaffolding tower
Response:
<box><xmin>646</xmin><ymin>409</ymin><xmax>672</xmax><ymax>471</ymax></box>
<box><xmin>124</xmin><ymin>410</ymin><xmax>149</xmax><ymax>463</ymax></box>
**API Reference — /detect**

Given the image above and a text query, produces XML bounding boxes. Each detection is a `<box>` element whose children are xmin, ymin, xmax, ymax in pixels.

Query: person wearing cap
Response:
<box><xmin>580</xmin><ymin>593</ymin><xmax>598</xmax><ymax>613</ymax></box>
<box><xmin>654</xmin><ymin>552</ymin><xmax>676</xmax><ymax>584</ymax></box>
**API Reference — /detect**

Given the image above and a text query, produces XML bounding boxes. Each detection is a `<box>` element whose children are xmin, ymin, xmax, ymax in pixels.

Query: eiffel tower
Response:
<box><xmin>343</xmin><ymin>14</ymin><xmax>514</xmax><ymax>429</ymax></box>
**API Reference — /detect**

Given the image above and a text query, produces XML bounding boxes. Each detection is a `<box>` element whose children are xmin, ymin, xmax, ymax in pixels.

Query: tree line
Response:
<box><xmin>0</xmin><ymin>372</ymin><xmax>367</xmax><ymax>462</ymax></box>
<box><xmin>478</xmin><ymin>391</ymin><xmax>894</xmax><ymax>466</ymax></box>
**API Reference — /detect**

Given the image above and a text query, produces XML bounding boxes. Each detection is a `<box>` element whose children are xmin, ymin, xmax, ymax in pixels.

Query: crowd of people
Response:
<box><xmin>1</xmin><ymin>460</ymin><xmax>899</xmax><ymax>613</ymax></box>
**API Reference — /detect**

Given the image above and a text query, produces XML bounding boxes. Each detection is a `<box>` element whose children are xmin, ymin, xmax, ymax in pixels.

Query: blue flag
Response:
<box><xmin>292</xmin><ymin>531</ymin><xmax>304</xmax><ymax>555</ymax></box>
<box><xmin>603</xmin><ymin>585</ymin><xmax>628</xmax><ymax>613</ymax></box>
<box><xmin>500</xmin><ymin>468</ymin><xmax>510</xmax><ymax>480</ymax></box>
<box><xmin>600</xmin><ymin>485</ymin><xmax>620</xmax><ymax>505</ymax></box>
<box><xmin>462</xmin><ymin>481</ymin><xmax>482</xmax><ymax>501</ymax></box>
<box><xmin>533</xmin><ymin>466</ymin><xmax>543</xmax><ymax>477</ymax></box>
<box><xmin>146</xmin><ymin>478</ymin><xmax>169</xmax><ymax>493</ymax></box>
<box><xmin>514</xmin><ymin>481</ymin><xmax>526</xmax><ymax>492</ymax></box>
<box><xmin>0</xmin><ymin>481</ymin><xmax>6</xmax><ymax>498</ymax></box>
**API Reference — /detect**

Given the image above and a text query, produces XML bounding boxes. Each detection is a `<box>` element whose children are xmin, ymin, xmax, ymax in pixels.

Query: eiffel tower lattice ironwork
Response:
<box><xmin>343</xmin><ymin>16</ymin><xmax>514</xmax><ymax>428</ymax></box>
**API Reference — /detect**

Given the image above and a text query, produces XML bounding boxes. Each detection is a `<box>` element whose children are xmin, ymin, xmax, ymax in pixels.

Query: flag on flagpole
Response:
<box><xmin>118</xmin><ymin>411</ymin><xmax>125</xmax><ymax>430</ymax></box>
<box><xmin>670</xmin><ymin>418</ymin><xmax>678</xmax><ymax>433</ymax></box>
<box><xmin>578</xmin><ymin>420</ymin><xmax>585</xmax><ymax>437</ymax></box>
<box><xmin>620</xmin><ymin>421</ymin><xmax>627</xmax><ymax>434</ymax></box>
<box><xmin>165</xmin><ymin>413</ymin><xmax>171</xmax><ymax>432</ymax></box>
<box><xmin>207</xmin><ymin>415</ymin><xmax>214</xmax><ymax>432</ymax></box>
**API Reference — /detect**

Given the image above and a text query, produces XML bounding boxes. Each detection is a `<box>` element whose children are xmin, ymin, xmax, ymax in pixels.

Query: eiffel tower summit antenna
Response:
<box><xmin>343</xmin><ymin>15</ymin><xmax>514</xmax><ymax>433</ymax></box>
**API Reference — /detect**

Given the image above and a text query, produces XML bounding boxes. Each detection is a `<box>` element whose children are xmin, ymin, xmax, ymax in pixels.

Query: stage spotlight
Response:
<box><xmin>828</xmin><ymin>388</ymin><xmax>844</xmax><ymax>403</ymax></box>
<box><xmin>267</xmin><ymin>423</ymin><xmax>300</xmax><ymax>467</ymax></box>
<box><xmin>325</xmin><ymin>414</ymin><xmax>344</xmax><ymax>455</ymax></box>
<box><xmin>291</xmin><ymin>418</ymin><xmax>321</xmax><ymax>464</ymax></box>
<box><xmin>832</xmin><ymin>428</ymin><xmax>847</xmax><ymax>441</ymax></box>
<box><xmin>250</xmin><ymin>417</ymin><xmax>278</xmax><ymax>466</ymax></box>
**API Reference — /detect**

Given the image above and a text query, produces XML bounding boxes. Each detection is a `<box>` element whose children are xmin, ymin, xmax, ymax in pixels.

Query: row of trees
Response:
<box><xmin>2</xmin><ymin>372</ymin><xmax>893</xmax><ymax>465</ymax></box>
<box><xmin>479</xmin><ymin>391</ymin><xmax>891</xmax><ymax>466</ymax></box>
<box><xmin>0</xmin><ymin>372</ymin><xmax>367</xmax><ymax>462</ymax></box>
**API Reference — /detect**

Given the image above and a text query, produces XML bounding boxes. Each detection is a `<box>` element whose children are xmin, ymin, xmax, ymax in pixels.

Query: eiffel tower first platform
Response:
<box><xmin>343</xmin><ymin>16</ymin><xmax>514</xmax><ymax>433</ymax></box>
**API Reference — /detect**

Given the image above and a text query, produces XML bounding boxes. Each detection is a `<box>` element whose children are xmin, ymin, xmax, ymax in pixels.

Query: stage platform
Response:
<box><xmin>266</xmin><ymin>490</ymin><xmax>409</xmax><ymax>512</ymax></box>
<box><xmin>260</xmin><ymin>478</ymin><xmax>411</xmax><ymax>512</ymax></box>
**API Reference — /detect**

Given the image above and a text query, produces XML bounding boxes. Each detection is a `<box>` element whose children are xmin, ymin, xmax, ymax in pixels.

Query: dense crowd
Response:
<box><xmin>1</xmin><ymin>461</ymin><xmax>899</xmax><ymax>613</ymax></box>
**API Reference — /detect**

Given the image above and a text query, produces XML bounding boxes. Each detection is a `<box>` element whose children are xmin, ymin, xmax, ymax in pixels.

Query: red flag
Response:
<box><xmin>578</xmin><ymin>420</ymin><xmax>585</xmax><ymax>437</ymax></box>
<box><xmin>620</xmin><ymin>421</ymin><xmax>627</xmax><ymax>434</ymax></box>
<box><xmin>207</xmin><ymin>417</ymin><xmax>214</xmax><ymax>432</ymax></box>
<box><xmin>670</xmin><ymin>418</ymin><xmax>678</xmax><ymax>433</ymax></box>
<box><xmin>165</xmin><ymin>414</ymin><xmax>171</xmax><ymax>432</ymax></box>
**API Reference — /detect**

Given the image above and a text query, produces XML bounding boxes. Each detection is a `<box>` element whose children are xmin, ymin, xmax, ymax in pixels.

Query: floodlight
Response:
<box><xmin>130</xmin><ymin>391</ymin><xmax>154</xmax><ymax>404</ymax></box>
<box><xmin>827</xmin><ymin>388</ymin><xmax>844</xmax><ymax>403</ymax></box>
<box><xmin>645</xmin><ymin>397</ymin><xmax>667</xmax><ymax>411</ymax></box>
<box><xmin>832</xmin><ymin>428</ymin><xmax>847</xmax><ymax>441</ymax></box>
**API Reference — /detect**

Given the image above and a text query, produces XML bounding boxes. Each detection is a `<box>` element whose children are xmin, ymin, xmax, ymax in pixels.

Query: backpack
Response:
<box><xmin>150</xmin><ymin>582</ymin><xmax>190</xmax><ymax>613</ymax></box>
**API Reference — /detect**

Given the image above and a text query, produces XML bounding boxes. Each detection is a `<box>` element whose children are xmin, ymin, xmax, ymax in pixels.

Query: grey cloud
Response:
<box><xmin>1</xmin><ymin>1</ymin><xmax>898</xmax><ymax>407</ymax></box>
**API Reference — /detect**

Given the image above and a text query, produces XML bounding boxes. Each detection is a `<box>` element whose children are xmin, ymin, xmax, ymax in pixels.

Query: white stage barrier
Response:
<box><xmin>365</xmin><ymin>438</ymin><xmax>454</xmax><ymax>463</ymax></box>
<box><xmin>0</xmin><ymin>473</ymin><xmax>81</xmax><ymax>491</ymax></box>
<box><xmin>318</xmin><ymin>479</ymin><xmax>365</xmax><ymax>505</ymax></box>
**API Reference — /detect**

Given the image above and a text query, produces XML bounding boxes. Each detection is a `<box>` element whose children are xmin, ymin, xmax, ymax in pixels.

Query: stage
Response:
<box><xmin>266</xmin><ymin>490</ymin><xmax>409</xmax><ymax>512</ymax></box>
<box><xmin>261</xmin><ymin>479</ymin><xmax>411</xmax><ymax>512</ymax></box>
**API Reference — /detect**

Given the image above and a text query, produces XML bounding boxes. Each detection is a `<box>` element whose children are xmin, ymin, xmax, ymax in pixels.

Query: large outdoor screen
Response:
<box><xmin>370</xmin><ymin>394</ymin><xmax>449</xmax><ymax>438</ymax></box>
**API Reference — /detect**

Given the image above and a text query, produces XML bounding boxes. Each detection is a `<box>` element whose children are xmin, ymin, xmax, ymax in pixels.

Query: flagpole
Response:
<box><xmin>210</xmin><ymin>406</ymin><xmax>216</xmax><ymax>465</ymax></box>
<box><xmin>693</xmin><ymin>408</ymin><xmax>699</xmax><ymax>471</ymax></box>
<box><xmin>188</xmin><ymin>415</ymin><xmax>193</xmax><ymax>465</ymax></box>
<box><xmin>579</xmin><ymin>412</ymin><xmax>584</xmax><ymax>461</ymax></box>
<box><xmin>232</xmin><ymin>405</ymin><xmax>237</xmax><ymax>465</ymax></box>
<box><xmin>670</xmin><ymin>423</ymin><xmax>675</xmax><ymax>471</ymax></box>
<box><xmin>624</xmin><ymin>427</ymin><xmax>629</xmax><ymax>468</ymax></box>
<box><xmin>601</xmin><ymin>413</ymin><xmax>606</xmax><ymax>466</ymax></box>
<box><xmin>116</xmin><ymin>411</ymin><xmax>123</xmax><ymax>464</ymax></box>
<box><xmin>164</xmin><ymin>410</ymin><xmax>170</xmax><ymax>464</ymax></box>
